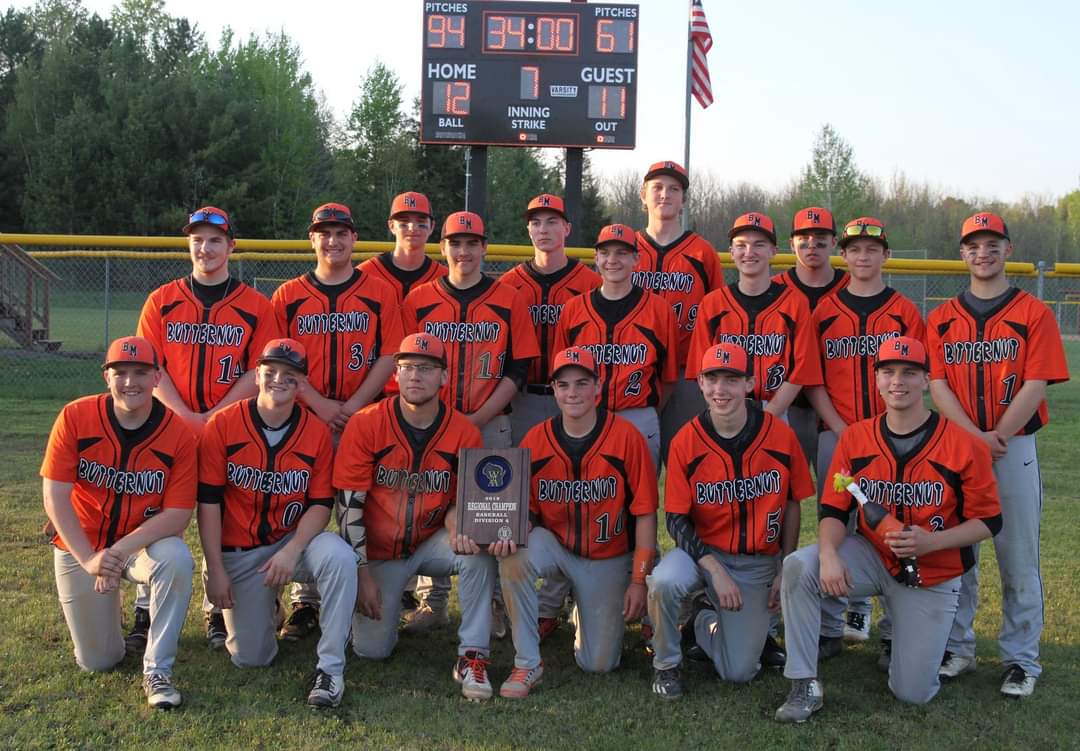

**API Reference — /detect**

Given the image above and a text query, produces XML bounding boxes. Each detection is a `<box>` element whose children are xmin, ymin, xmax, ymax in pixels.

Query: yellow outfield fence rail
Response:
<box><xmin>0</xmin><ymin>233</ymin><xmax>1077</xmax><ymax>398</ymax></box>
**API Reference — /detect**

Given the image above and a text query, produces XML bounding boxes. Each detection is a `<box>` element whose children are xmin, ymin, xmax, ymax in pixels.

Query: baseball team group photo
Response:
<box><xmin>2</xmin><ymin>1</ymin><xmax>1079</xmax><ymax>749</ymax></box>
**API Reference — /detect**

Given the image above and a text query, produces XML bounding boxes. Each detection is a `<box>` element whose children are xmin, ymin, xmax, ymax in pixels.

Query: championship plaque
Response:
<box><xmin>456</xmin><ymin>448</ymin><xmax>530</xmax><ymax>546</ymax></box>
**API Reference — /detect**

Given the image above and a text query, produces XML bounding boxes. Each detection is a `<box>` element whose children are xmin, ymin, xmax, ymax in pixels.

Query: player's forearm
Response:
<box><xmin>929</xmin><ymin>380</ymin><xmax>980</xmax><ymax>434</ymax></box>
<box><xmin>196</xmin><ymin>503</ymin><xmax>226</xmax><ymax>568</ymax></box>
<box><xmin>470</xmin><ymin>378</ymin><xmax>518</xmax><ymax>426</ymax></box>
<box><xmin>42</xmin><ymin>479</ymin><xmax>96</xmax><ymax>564</ymax></box>
<box><xmin>336</xmin><ymin>489</ymin><xmax>369</xmax><ymax>566</ymax></box>
<box><xmin>765</xmin><ymin>382</ymin><xmax>801</xmax><ymax>416</ymax></box>
<box><xmin>806</xmin><ymin>386</ymin><xmax>846</xmax><ymax>433</ymax></box>
<box><xmin>993</xmin><ymin>380</ymin><xmax>1046</xmax><ymax>438</ymax></box>
<box><xmin>633</xmin><ymin>512</ymin><xmax>658</xmax><ymax>552</ymax></box>
<box><xmin>153</xmin><ymin>373</ymin><xmax>196</xmax><ymax>419</ymax></box>
<box><xmin>112</xmin><ymin>508</ymin><xmax>192</xmax><ymax>558</ymax></box>
<box><xmin>780</xmin><ymin>500</ymin><xmax>800</xmax><ymax>558</ymax></box>
<box><xmin>665</xmin><ymin>511</ymin><xmax>707</xmax><ymax>561</ymax></box>
<box><xmin>923</xmin><ymin>518</ymin><xmax>994</xmax><ymax>552</ymax></box>
<box><xmin>817</xmin><ymin>517</ymin><xmax>848</xmax><ymax>557</ymax></box>
<box><xmin>342</xmin><ymin>357</ymin><xmax>395</xmax><ymax>413</ymax></box>
<box><xmin>283</xmin><ymin>504</ymin><xmax>332</xmax><ymax>555</ymax></box>
<box><xmin>209</xmin><ymin>370</ymin><xmax>258</xmax><ymax>414</ymax></box>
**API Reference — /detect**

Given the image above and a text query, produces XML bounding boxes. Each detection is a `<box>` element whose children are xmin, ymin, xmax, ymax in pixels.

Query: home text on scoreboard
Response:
<box><xmin>421</xmin><ymin>1</ymin><xmax>640</xmax><ymax>149</ymax></box>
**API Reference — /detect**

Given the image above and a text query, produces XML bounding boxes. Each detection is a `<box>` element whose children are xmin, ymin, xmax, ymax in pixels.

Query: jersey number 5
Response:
<box><xmin>765</xmin><ymin>508</ymin><xmax>781</xmax><ymax>543</ymax></box>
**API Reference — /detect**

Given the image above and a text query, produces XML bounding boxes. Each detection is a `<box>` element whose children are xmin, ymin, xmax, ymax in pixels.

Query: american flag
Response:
<box><xmin>689</xmin><ymin>0</ymin><xmax>714</xmax><ymax>109</ymax></box>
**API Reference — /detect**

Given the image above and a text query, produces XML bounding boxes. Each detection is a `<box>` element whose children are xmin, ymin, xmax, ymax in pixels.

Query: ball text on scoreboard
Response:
<box><xmin>421</xmin><ymin>1</ymin><xmax>640</xmax><ymax>148</ymax></box>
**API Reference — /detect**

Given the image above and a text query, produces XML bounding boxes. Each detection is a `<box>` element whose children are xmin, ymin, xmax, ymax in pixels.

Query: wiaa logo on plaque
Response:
<box><xmin>497</xmin><ymin>525</ymin><xmax>513</xmax><ymax>541</ymax></box>
<box><xmin>476</xmin><ymin>456</ymin><xmax>513</xmax><ymax>493</ymax></box>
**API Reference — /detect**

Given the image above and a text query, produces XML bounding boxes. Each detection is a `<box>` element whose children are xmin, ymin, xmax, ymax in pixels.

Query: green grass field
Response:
<box><xmin>0</xmin><ymin>346</ymin><xmax>1077</xmax><ymax>750</ymax></box>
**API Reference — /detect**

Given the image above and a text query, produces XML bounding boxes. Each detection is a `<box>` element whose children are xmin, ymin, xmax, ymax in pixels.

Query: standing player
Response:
<box><xmin>633</xmin><ymin>161</ymin><xmax>725</xmax><ymax>462</ymax></box>
<box><xmin>359</xmin><ymin>192</ymin><xmax>447</xmax><ymax>299</ymax></box>
<box><xmin>42</xmin><ymin>336</ymin><xmax>196</xmax><ymax>708</ymax></box>
<box><xmin>806</xmin><ymin>216</ymin><xmax>925</xmax><ymax>647</ymax></box>
<box><xmin>928</xmin><ymin>213</ymin><xmax>1069</xmax><ymax>697</ymax></box>
<box><xmin>772</xmin><ymin>207</ymin><xmax>849</xmax><ymax>465</ymax></box>
<box><xmin>496</xmin><ymin>347</ymin><xmax>658</xmax><ymax>698</ymax></box>
<box><xmin>774</xmin><ymin>337</ymin><xmax>1001</xmax><ymax>721</ymax></box>
<box><xmin>500</xmin><ymin>194</ymin><xmax>600</xmax><ymax>445</ymax></box>
<box><xmin>271</xmin><ymin>202</ymin><xmax>403</xmax><ymax>641</ymax></box>
<box><xmin>334</xmin><ymin>334</ymin><xmax>499</xmax><ymax>701</ymax></box>
<box><xmin>136</xmin><ymin>206</ymin><xmax>279</xmax><ymax>651</ymax></box>
<box><xmin>402</xmin><ymin>211</ymin><xmax>540</xmax><ymax>634</ymax></box>
<box><xmin>685</xmin><ymin>211</ymin><xmax>822</xmax><ymax>667</ymax></box>
<box><xmin>554</xmin><ymin>224</ymin><xmax>679</xmax><ymax>467</ymax></box>
<box><xmin>648</xmin><ymin>343</ymin><xmax>812</xmax><ymax>700</ymax></box>
<box><xmin>198</xmin><ymin>338</ymin><xmax>357</xmax><ymax>708</ymax></box>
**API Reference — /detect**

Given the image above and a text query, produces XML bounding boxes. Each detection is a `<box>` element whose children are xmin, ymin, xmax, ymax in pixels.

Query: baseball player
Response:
<box><xmin>41</xmin><ymin>336</ymin><xmax>196</xmax><ymax>709</ymax></box>
<box><xmin>401</xmin><ymin>211</ymin><xmax>540</xmax><ymax>635</ymax></box>
<box><xmin>197</xmin><ymin>338</ymin><xmax>357</xmax><ymax>708</ymax></box>
<box><xmin>633</xmin><ymin>160</ymin><xmax>724</xmax><ymax>463</ymax></box>
<box><xmin>271</xmin><ymin>202</ymin><xmax>404</xmax><ymax>640</ymax></box>
<box><xmin>928</xmin><ymin>212</ymin><xmax>1069</xmax><ymax>697</ymax></box>
<box><xmin>334</xmin><ymin>333</ymin><xmax>500</xmax><ymax>701</ymax></box>
<box><xmin>359</xmin><ymin>191</ymin><xmax>447</xmax><ymax>299</ymax></box>
<box><xmin>500</xmin><ymin>194</ymin><xmax>601</xmax><ymax>445</ymax></box>
<box><xmin>648</xmin><ymin>342</ymin><xmax>813</xmax><ymax>700</ymax></box>
<box><xmin>554</xmin><ymin>223</ymin><xmax>679</xmax><ymax>467</ymax></box>
<box><xmin>772</xmin><ymin>207</ymin><xmax>849</xmax><ymax>466</ymax></box>
<box><xmin>806</xmin><ymin>216</ymin><xmax>925</xmax><ymax>648</ymax></box>
<box><xmin>499</xmin><ymin>194</ymin><xmax>601</xmax><ymax>642</ymax></box>
<box><xmin>136</xmin><ymin>206</ymin><xmax>280</xmax><ymax>651</ymax></box>
<box><xmin>494</xmin><ymin>346</ymin><xmax>658</xmax><ymax>698</ymax></box>
<box><xmin>775</xmin><ymin>336</ymin><xmax>1001</xmax><ymax>722</ymax></box>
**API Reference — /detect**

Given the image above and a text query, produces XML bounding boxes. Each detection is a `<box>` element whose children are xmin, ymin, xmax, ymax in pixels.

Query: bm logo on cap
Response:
<box><xmin>807</xmin><ymin>210</ymin><xmax>821</xmax><ymax>223</ymax></box>
<box><xmin>748</xmin><ymin>214</ymin><xmax>762</xmax><ymax>226</ymax></box>
<box><xmin>565</xmin><ymin>349</ymin><xmax>580</xmax><ymax>362</ymax></box>
<box><xmin>611</xmin><ymin>226</ymin><xmax>624</xmax><ymax>237</ymax></box>
<box><xmin>414</xmin><ymin>336</ymin><xmax>429</xmax><ymax>351</ymax></box>
<box><xmin>405</xmin><ymin>196</ymin><xmax>417</xmax><ymax>208</ymax></box>
<box><xmin>974</xmin><ymin>215</ymin><xmax>990</xmax><ymax>227</ymax></box>
<box><xmin>892</xmin><ymin>341</ymin><xmax>910</xmax><ymax>356</ymax></box>
<box><xmin>122</xmin><ymin>342</ymin><xmax>138</xmax><ymax>356</ymax></box>
<box><xmin>718</xmin><ymin>350</ymin><xmax>731</xmax><ymax>364</ymax></box>
<box><xmin>541</xmin><ymin>196</ymin><xmax>551</xmax><ymax>206</ymax></box>
<box><xmin>665</xmin><ymin>161</ymin><xmax>676</xmax><ymax>170</ymax></box>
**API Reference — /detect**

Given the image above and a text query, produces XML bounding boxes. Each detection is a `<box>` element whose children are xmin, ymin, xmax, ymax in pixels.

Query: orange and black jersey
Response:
<box><xmin>664</xmin><ymin>406</ymin><xmax>813</xmax><ymax>557</ymax></box>
<box><xmin>522</xmin><ymin>410</ymin><xmax>657</xmax><ymax>560</ymax></box>
<box><xmin>358</xmin><ymin>252</ymin><xmax>447</xmax><ymax>303</ymax></box>
<box><xmin>499</xmin><ymin>259</ymin><xmax>601</xmax><ymax>384</ymax></box>
<box><xmin>403</xmin><ymin>276</ymin><xmax>540</xmax><ymax>414</ymax></box>
<box><xmin>138</xmin><ymin>277</ymin><xmax>279</xmax><ymax>413</ymax></box>
<box><xmin>772</xmin><ymin>267</ymin><xmax>850</xmax><ymax>312</ymax></box>
<box><xmin>821</xmin><ymin>412</ymin><xmax>1002</xmax><ymax>586</ymax></box>
<box><xmin>334</xmin><ymin>397</ymin><xmax>482</xmax><ymax>560</ymax></box>
<box><xmin>814</xmin><ymin>287</ymin><xmax>926</xmax><ymax>424</ymax></box>
<box><xmin>198</xmin><ymin>399</ymin><xmax>334</xmax><ymax>549</ymax></box>
<box><xmin>554</xmin><ymin>286</ymin><xmax>679</xmax><ymax>411</ymax></box>
<box><xmin>928</xmin><ymin>288</ymin><xmax>1069</xmax><ymax>434</ymax></box>
<box><xmin>633</xmin><ymin>230</ymin><xmax>725</xmax><ymax>367</ymax></box>
<box><xmin>686</xmin><ymin>281</ymin><xmax>822</xmax><ymax>401</ymax></box>
<box><xmin>40</xmin><ymin>395</ymin><xmax>197</xmax><ymax>552</ymax></box>
<box><xmin>271</xmin><ymin>269</ymin><xmax>404</xmax><ymax>401</ymax></box>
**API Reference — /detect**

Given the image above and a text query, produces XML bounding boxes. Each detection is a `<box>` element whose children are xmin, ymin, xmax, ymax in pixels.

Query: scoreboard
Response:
<box><xmin>421</xmin><ymin>1</ymin><xmax>640</xmax><ymax>149</ymax></box>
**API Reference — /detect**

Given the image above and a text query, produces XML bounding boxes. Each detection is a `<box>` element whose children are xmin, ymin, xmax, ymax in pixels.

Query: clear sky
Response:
<box><xmin>70</xmin><ymin>0</ymin><xmax>1080</xmax><ymax>202</ymax></box>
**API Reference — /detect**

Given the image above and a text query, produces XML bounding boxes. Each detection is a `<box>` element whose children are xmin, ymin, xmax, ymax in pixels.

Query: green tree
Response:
<box><xmin>794</xmin><ymin>123</ymin><xmax>873</xmax><ymax>223</ymax></box>
<box><xmin>486</xmin><ymin>147</ymin><xmax>558</xmax><ymax>245</ymax></box>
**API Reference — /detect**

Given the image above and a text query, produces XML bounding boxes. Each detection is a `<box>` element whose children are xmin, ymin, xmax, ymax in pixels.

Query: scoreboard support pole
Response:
<box><xmin>467</xmin><ymin>146</ymin><xmax>489</xmax><ymax>219</ymax></box>
<box><xmin>564</xmin><ymin>147</ymin><xmax>584</xmax><ymax>246</ymax></box>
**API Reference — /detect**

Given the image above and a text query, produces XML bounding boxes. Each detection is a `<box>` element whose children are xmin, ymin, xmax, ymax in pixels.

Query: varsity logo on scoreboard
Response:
<box><xmin>549</xmin><ymin>85</ymin><xmax>579</xmax><ymax>98</ymax></box>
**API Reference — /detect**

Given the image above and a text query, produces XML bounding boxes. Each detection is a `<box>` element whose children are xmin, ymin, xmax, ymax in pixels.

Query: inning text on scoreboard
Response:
<box><xmin>421</xmin><ymin>1</ymin><xmax>640</xmax><ymax>148</ymax></box>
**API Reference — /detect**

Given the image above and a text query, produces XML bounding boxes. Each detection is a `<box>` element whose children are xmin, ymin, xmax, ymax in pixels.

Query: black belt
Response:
<box><xmin>222</xmin><ymin>544</ymin><xmax>263</xmax><ymax>553</ymax></box>
<box><xmin>525</xmin><ymin>384</ymin><xmax>554</xmax><ymax>396</ymax></box>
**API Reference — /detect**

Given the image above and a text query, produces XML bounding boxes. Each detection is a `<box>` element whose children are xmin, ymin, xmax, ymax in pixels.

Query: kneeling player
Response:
<box><xmin>42</xmin><ymin>337</ymin><xmax>197</xmax><ymax>709</ymax></box>
<box><xmin>497</xmin><ymin>347</ymin><xmax>658</xmax><ymax>698</ymax></box>
<box><xmin>333</xmin><ymin>334</ymin><xmax>499</xmax><ymax>701</ymax></box>
<box><xmin>648</xmin><ymin>343</ymin><xmax>812</xmax><ymax>700</ymax></box>
<box><xmin>198</xmin><ymin>339</ymin><xmax>358</xmax><ymax>708</ymax></box>
<box><xmin>774</xmin><ymin>337</ymin><xmax>1001</xmax><ymax>722</ymax></box>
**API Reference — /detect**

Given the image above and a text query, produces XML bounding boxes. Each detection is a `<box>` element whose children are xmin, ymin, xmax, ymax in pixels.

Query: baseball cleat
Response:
<box><xmin>143</xmin><ymin>673</ymin><xmax>182</xmax><ymax>710</ymax></box>
<box><xmin>680</xmin><ymin>593</ymin><xmax>713</xmax><ymax>663</ymax></box>
<box><xmin>500</xmin><ymin>662</ymin><xmax>544</xmax><ymax>699</ymax></box>
<box><xmin>400</xmin><ymin>590</ymin><xmax>419</xmax><ymax>613</ymax></box>
<box><xmin>401</xmin><ymin>604</ymin><xmax>449</xmax><ymax>634</ymax></box>
<box><xmin>818</xmin><ymin>635</ymin><xmax>844</xmax><ymax>660</ymax></box>
<box><xmin>760</xmin><ymin>635</ymin><xmax>786</xmax><ymax>669</ymax></box>
<box><xmin>774</xmin><ymin>678</ymin><xmax>824</xmax><ymax>723</ymax></box>
<box><xmin>1000</xmin><ymin>665</ymin><xmax>1036</xmax><ymax>698</ymax></box>
<box><xmin>843</xmin><ymin>611</ymin><xmax>870</xmax><ymax>642</ymax></box>
<box><xmin>205</xmin><ymin>612</ymin><xmax>227</xmax><ymax>650</ymax></box>
<box><xmin>280</xmin><ymin>604</ymin><xmax>320</xmax><ymax>642</ymax></box>
<box><xmin>938</xmin><ymin>652</ymin><xmax>976</xmax><ymax>680</ymax></box>
<box><xmin>877</xmin><ymin>639</ymin><xmax>892</xmax><ymax>673</ymax></box>
<box><xmin>453</xmin><ymin>650</ymin><xmax>493</xmax><ymax>701</ymax></box>
<box><xmin>307</xmin><ymin>669</ymin><xmax>344</xmax><ymax>708</ymax></box>
<box><xmin>537</xmin><ymin>617</ymin><xmax>560</xmax><ymax>643</ymax></box>
<box><xmin>125</xmin><ymin>606</ymin><xmax>150</xmax><ymax>657</ymax></box>
<box><xmin>652</xmin><ymin>666</ymin><xmax>683</xmax><ymax>701</ymax></box>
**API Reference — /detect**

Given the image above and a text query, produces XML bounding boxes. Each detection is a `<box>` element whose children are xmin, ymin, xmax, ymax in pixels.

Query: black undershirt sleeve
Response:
<box><xmin>504</xmin><ymin>357</ymin><xmax>530</xmax><ymax>389</ymax></box>
<box><xmin>666</xmin><ymin>511</ymin><xmax>708</xmax><ymax>562</ymax></box>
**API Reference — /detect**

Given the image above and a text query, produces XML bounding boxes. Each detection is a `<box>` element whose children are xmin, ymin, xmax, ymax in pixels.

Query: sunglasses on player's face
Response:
<box><xmin>843</xmin><ymin>224</ymin><xmax>885</xmax><ymax>238</ymax></box>
<box><xmin>189</xmin><ymin>210</ymin><xmax>230</xmax><ymax>229</ymax></box>
<box><xmin>313</xmin><ymin>207</ymin><xmax>353</xmax><ymax>224</ymax></box>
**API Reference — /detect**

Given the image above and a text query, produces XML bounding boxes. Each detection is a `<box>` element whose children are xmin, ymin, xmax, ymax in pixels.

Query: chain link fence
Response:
<box><xmin>2</xmin><ymin>243</ymin><xmax>1077</xmax><ymax>400</ymax></box>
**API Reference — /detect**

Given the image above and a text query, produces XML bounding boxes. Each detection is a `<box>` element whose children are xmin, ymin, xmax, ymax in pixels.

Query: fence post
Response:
<box><xmin>103</xmin><ymin>257</ymin><xmax>111</xmax><ymax>350</ymax></box>
<box><xmin>1036</xmin><ymin>260</ymin><xmax>1045</xmax><ymax>300</ymax></box>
